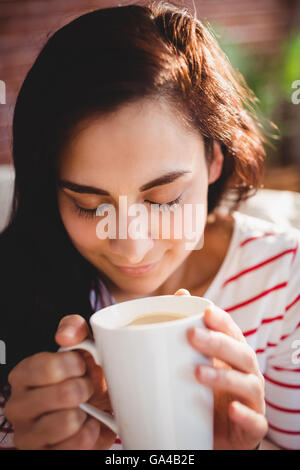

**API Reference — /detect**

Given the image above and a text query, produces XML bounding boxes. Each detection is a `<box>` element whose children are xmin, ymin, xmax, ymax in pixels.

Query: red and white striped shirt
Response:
<box><xmin>1</xmin><ymin>210</ymin><xmax>300</xmax><ymax>450</ymax></box>
<box><xmin>109</xmin><ymin>211</ymin><xmax>300</xmax><ymax>450</ymax></box>
<box><xmin>203</xmin><ymin>211</ymin><xmax>300</xmax><ymax>450</ymax></box>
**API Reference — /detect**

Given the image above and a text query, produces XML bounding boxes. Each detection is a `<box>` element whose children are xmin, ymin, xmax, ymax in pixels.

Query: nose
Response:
<box><xmin>109</xmin><ymin>237</ymin><xmax>154</xmax><ymax>265</ymax></box>
<box><xmin>98</xmin><ymin>199</ymin><xmax>155</xmax><ymax>265</ymax></box>
<box><xmin>109</xmin><ymin>206</ymin><xmax>154</xmax><ymax>265</ymax></box>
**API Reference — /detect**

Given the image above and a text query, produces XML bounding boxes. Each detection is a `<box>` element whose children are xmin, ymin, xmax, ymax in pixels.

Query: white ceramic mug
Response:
<box><xmin>59</xmin><ymin>295</ymin><xmax>214</xmax><ymax>450</ymax></box>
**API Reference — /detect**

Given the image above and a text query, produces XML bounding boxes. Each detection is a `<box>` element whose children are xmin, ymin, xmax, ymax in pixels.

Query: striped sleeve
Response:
<box><xmin>264</xmin><ymin>232</ymin><xmax>300</xmax><ymax>450</ymax></box>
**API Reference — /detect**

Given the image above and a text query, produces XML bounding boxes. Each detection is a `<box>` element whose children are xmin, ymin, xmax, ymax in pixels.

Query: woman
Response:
<box><xmin>0</xmin><ymin>3</ymin><xmax>299</xmax><ymax>450</ymax></box>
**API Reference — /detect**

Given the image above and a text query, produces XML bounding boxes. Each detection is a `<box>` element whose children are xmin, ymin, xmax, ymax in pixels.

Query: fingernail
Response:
<box><xmin>57</xmin><ymin>324</ymin><xmax>76</xmax><ymax>337</ymax></box>
<box><xmin>175</xmin><ymin>288</ymin><xmax>190</xmax><ymax>296</ymax></box>
<box><xmin>198</xmin><ymin>366</ymin><xmax>217</xmax><ymax>381</ymax></box>
<box><xmin>194</xmin><ymin>327</ymin><xmax>209</xmax><ymax>343</ymax></box>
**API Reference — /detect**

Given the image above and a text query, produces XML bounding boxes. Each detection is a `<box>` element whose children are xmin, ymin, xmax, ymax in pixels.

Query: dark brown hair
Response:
<box><xmin>53</xmin><ymin>1</ymin><xmax>266</xmax><ymax>215</ymax></box>
<box><xmin>131</xmin><ymin>1</ymin><xmax>266</xmax><ymax>212</ymax></box>
<box><xmin>1</xmin><ymin>2</ymin><xmax>266</xmax><ymax>411</ymax></box>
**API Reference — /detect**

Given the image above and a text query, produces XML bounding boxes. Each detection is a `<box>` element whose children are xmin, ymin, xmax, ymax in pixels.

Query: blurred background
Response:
<box><xmin>0</xmin><ymin>0</ymin><xmax>299</xmax><ymax>192</ymax></box>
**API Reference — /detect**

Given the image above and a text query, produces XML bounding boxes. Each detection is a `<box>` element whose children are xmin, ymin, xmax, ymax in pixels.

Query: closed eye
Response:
<box><xmin>74</xmin><ymin>194</ymin><xmax>183</xmax><ymax>219</ymax></box>
<box><xmin>144</xmin><ymin>195</ymin><xmax>182</xmax><ymax>210</ymax></box>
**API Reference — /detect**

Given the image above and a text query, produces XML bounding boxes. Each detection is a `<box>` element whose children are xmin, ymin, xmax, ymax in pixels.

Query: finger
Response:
<box><xmin>228</xmin><ymin>401</ymin><xmax>268</xmax><ymax>444</ymax></box>
<box><xmin>5</xmin><ymin>376</ymin><xmax>94</xmax><ymax>423</ymax></box>
<box><xmin>14</xmin><ymin>408</ymin><xmax>88</xmax><ymax>449</ymax></box>
<box><xmin>174</xmin><ymin>289</ymin><xmax>191</xmax><ymax>296</ymax></box>
<box><xmin>55</xmin><ymin>314</ymin><xmax>92</xmax><ymax>347</ymax></box>
<box><xmin>203</xmin><ymin>304</ymin><xmax>246</xmax><ymax>343</ymax></box>
<box><xmin>187</xmin><ymin>327</ymin><xmax>260</xmax><ymax>374</ymax></box>
<box><xmin>195</xmin><ymin>365</ymin><xmax>265</xmax><ymax>412</ymax></box>
<box><xmin>7</xmin><ymin>351</ymin><xmax>87</xmax><ymax>391</ymax></box>
<box><xmin>46</xmin><ymin>416</ymin><xmax>101</xmax><ymax>450</ymax></box>
<box><xmin>36</xmin><ymin>408</ymin><xmax>88</xmax><ymax>447</ymax></box>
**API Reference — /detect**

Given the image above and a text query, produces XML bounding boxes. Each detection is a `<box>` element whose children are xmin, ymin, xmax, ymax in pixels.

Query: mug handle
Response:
<box><xmin>58</xmin><ymin>340</ymin><xmax>119</xmax><ymax>435</ymax></box>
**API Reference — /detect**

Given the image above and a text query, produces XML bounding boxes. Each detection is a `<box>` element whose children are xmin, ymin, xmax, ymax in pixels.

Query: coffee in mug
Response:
<box><xmin>125</xmin><ymin>312</ymin><xmax>187</xmax><ymax>327</ymax></box>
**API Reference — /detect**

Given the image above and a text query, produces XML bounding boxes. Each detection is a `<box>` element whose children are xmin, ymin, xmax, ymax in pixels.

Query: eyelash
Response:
<box><xmin>74</xmin><ymin>195</ymin><xmax>183</xmax><ymax>219</ymax></box>
<box><xmin>74</xmin><ymin>205</ymin><xmax>99</xmax><ymax>219</ymax></box>
<box><xmin>145</xmin><ymin>196</ymin><xmax>182</xmax><ymax>211</ymax></box>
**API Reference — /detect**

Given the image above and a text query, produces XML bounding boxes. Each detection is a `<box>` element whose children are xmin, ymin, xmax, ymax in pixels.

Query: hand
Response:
<box><xmin>4</xmin><ymin>315</ymin><xmax>116</xmax><ymax>450</ymax></box>
<box><xmin>174</xmin><ymin>289</ymin><xmax>268</xmax><ymax>450</ymax></box>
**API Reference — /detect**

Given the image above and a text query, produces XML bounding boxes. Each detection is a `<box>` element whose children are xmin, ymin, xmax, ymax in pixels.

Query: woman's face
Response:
<box><xmin>57</xmin><ymin>99</ymin><xmax>222</xmax><ymax>295</ymax></box>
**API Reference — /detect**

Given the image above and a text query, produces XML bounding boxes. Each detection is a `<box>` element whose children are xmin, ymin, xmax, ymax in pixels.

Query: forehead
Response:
<box><xmin>57</xmin><ymin>100</ymin><xmax>205</xmax><ymax>191</ymax></box>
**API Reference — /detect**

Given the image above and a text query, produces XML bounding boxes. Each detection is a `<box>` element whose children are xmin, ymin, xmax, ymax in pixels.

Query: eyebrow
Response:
<box><xmin>57</xmin><ymin>170</ymin><xmax>191</xmax><ymax>195</ymax></box>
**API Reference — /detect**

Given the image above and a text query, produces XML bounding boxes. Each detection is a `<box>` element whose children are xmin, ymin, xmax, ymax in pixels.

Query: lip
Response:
<box><xmin>113</xmin><ymin>261</ymin><xmax>158</xmax><ymax>275</ymax></box>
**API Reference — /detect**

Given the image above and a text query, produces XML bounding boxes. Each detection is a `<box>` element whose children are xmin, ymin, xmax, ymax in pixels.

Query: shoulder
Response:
<box><xmin>231</xmin><ymin>210</ymin><xmax>300</xmax><ymax>268</ymax></box>
<box><xmin>218</xmin><ymin>211</ymin><xmax>300</xmax><ymax>319</ymax></box>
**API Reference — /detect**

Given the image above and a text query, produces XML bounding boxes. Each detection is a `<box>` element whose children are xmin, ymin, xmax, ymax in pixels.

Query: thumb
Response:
<box><xmin>55</xmin><ymin>314</ymin><xmax>91</xmax><ymax>347</ymax></box>
<box><xmin>174</xmin><ymin>288</ymin><xmax>191</xmax><ymax>296</ymax></box>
